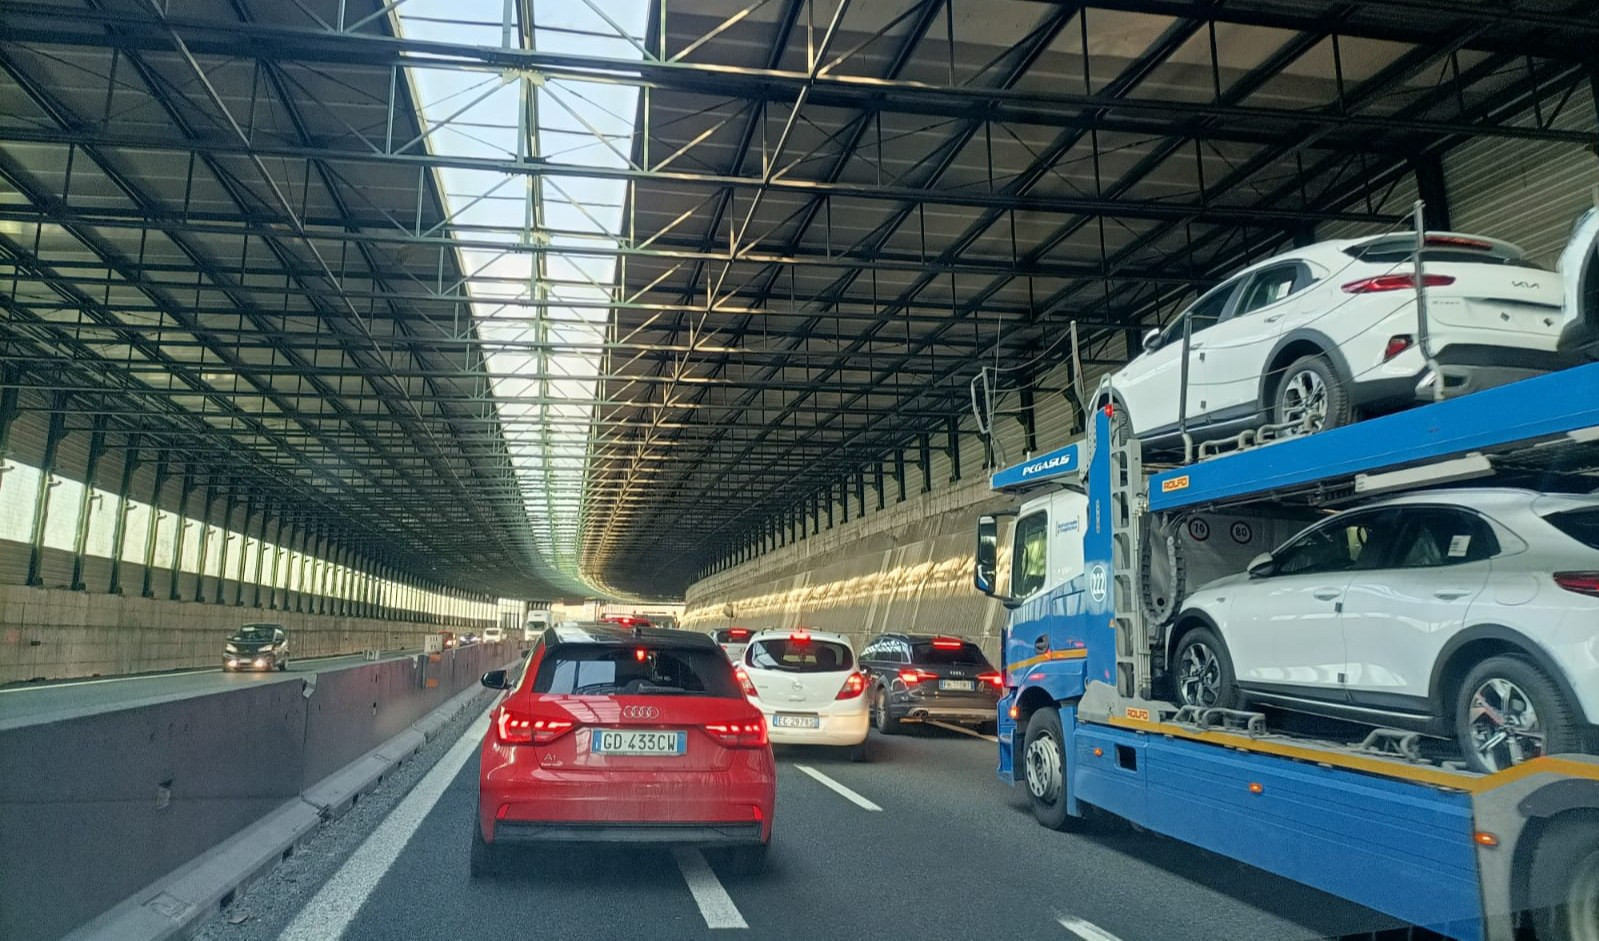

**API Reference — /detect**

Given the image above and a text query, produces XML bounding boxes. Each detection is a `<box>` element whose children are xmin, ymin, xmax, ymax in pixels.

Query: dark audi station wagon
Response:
<box><xmin>859</xmin><ymin>633</ymin><xmax>1002</xmax><ymax>734</ymax></box>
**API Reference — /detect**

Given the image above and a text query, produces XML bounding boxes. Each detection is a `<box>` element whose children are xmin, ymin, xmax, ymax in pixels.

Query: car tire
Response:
<box><xmin>1273</xmin><ymin>354</ymin><xmax>1351</xmax><ymax>434</ymax></box>
<box><xmin>873</xmin><ymin>686</ymin><xmax>902</xmax><ymax>735</ymax></box>
<box><xmin>278</xmin><ymin>657</ymin><xmax>288</xmax><ymax>672</ymax></box>
<box><xmin>724</xmin><ymin>842</ymin><xmax>769</xmax><ymax>876</ymax></box>
<box><xmin>1022</xmin><ymin>706</ymin><xmax>1077</xmax><ymax>831</ymax></box>
<box><xmin>1526</xmin><ymin>810</ymin><xmax>1599</xmax><ymax>941</ymax></box>
<box><xmin>1171</xmin><ymin>627</ymin><xmax>1239</xmax><ymax>710</ymax></box>
<box><xmin>849</xmin><ymin>738</ymin><xmax>871</xmax><ymax>763</ymax></box>
<box><xmin>1455</xmin><ymin>655</ymin><xmax>1581</xmax><ymax>773</ymax></box>
<box><xmin>469</xmin><ymin>819</ymin><xmax>499</xmax><ymax>879</ymax></box>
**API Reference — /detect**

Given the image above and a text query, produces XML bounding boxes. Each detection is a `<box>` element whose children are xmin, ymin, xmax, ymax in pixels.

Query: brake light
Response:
<box><xmin>789</xmin><ymin>629</ymin><xmax>811</xmax><ymax>643</ymax></box>
<box><xmin>704</xmin><ymin>720</ymin><xmax>768</xmax><ymax>748</ymax></box>
<box><xmin>836</xmin><ymin>672</ymin><xmax>867</xmax><ymax>700</ymax></box>
<box><xmin>734</xmin><ymin>666</ymin><xmax>758</xmax><ymax>697</ymax></box>
<box><xmin>496</xmin><ymin>709</ymin><xmax>575</xmax><ymax>745</ymax></box>
<box><xmin>634</xmin><ymin>647</ymin><xmax>648</xmax><ymax>661</ymax></box>
<box><xmin>1341</xmin><ymin>273</ymin><xmax>1456</xmax><ymax>293</ymax></box>
<box><xmin>898</xmin><ymin>668</ymin><xmax>938</xmax><ymax>685</ymax></box>
<box><xmin>1554</xmin><ymin>572</ymin><xmax>1599</xmax><ymax>597</ymax></box>
<box><xmin>1424</xmin><ymin>235</ymin><xmax>1492</xmax><ymax>250</ymax></box>
<box><xmin>729</xmin><ymin>629</ymin><xmax>749</xmax><ymax>638</ymax></box>
<box><xmin>1383</xmin><ymin>334</ymin><xmax>1414</xmax><ymax>361</ymax></box>
<box><xmin>932</xmin><ymin>638</ymin><xmax>963</xmax><ymax>649</ymax></box>
<box><xmin>978</xmin><ymin>671</ymin><xmax>1004</xmax><ymax>690</ymax></box>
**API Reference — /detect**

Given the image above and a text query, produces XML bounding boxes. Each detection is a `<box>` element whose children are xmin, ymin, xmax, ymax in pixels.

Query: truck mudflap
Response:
<box><xmin>1558</xmin><ymin>207</ymin><xmax>1599</xmax><ymax>360</ymax></box>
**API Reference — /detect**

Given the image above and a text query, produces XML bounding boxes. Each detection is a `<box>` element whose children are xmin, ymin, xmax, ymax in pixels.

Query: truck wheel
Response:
<box><xmin>1526</xmin><ymin>811</ymin><xmax>1599</xmax><ymax>941</ymax></box>
<box><xmin>1172</xmin><ymin>628</ymin><xmax>1239</xmax><ymax>710</ymax></box>
<box><xmin>469</xmin><ymin>819</ymin><xmax>499</xmax><ymax>879</ymax></box>
<box><xmin>873</xmin><ymin>687</ymin><xmax>903</xmax><ymax>735</ymax></box>
<box><xmin>1274</xmin><ymin>354</ymin><xmax>1350</xmax><ymax>433</ymax></box>
<box><xmin>1456</xmin><ymin>655</ymin><xmax>1580</xmax><ymax>773</ymax></box>
<box><xmin>1023</xmin><ymin>706</ymin><xmax>1076</xmax><ymax>831</ymax></box>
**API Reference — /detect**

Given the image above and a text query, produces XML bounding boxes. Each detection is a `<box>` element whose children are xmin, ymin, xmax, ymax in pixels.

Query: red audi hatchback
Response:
<box><xmin>473</xmin><ymin>623</ymin><xmax>775</xmax><ymax>877</ymax></box>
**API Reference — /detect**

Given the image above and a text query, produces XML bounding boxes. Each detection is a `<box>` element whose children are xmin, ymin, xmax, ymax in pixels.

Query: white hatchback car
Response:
<box><xmin>737</xmin><ymin>629</ymin><xmax>870</xmax><ymax>761</ymax></box>
<box><xmin>1170</xmin><ymin>489</ymin><xmax>1599</xmax><ymax>772</ymax></box>
<box><xmin>1106</xmin><ymin>231</ymin><xmax>1580</xmax><ymax>454</ymax></box>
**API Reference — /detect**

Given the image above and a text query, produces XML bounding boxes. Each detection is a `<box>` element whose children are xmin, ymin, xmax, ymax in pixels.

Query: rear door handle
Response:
<box><xmin>1312</xmin><ymin>589</ymin><xmax>1342</xmax><ymax>601</ymax></box>
<box><xmin>1434</xmin><ymin>589</ymin><xmax>1471</xmax><ymax>600</ymax></box>
<box><xmin>1264</xmin><ymin>314</ymin><xmax>1283</xmax><ymax>323</ymax></box>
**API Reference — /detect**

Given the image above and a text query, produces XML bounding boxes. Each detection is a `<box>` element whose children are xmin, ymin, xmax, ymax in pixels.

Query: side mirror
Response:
<box><xmin>1141</xmin><ymin>326</ymin><xmax>1162</xmax><ymax>354</ymax></box>
<box><xmin>1246</xmin><ymin>552</ymin><xmax>1276</xmax><ymax>578</ymax></box>
<box><xmin>481</xmin><ymin>669</ymin><xmax>510</xmax><ymax>690</ymax></box>
<box><xmin>975</xmin><ymin>515</ymin><xmax>1000</xmax><ymax>596</ymax></box>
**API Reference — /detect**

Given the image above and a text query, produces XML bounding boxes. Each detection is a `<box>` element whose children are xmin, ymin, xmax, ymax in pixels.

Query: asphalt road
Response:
<box><xmin>0</xmin><ymin>647</ymin><xmax>443</xmax><ymax>726</ymax></box>
<box><xmin>250</xmin><ymin>715</ymin><xmax>1407</xmax><ymax>941</ymax></box>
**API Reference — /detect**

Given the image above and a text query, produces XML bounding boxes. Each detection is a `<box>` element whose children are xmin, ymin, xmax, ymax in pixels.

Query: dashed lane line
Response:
<box><xmin>792</xmin><ymin>764</ymin><xmax>882</xmax><ymax>811</ymax></box>
<box><xmin>1057</xmin><ymin>914</ymin><xmax>1126</xmax><ymax>941</ymax></box>
<box><xmin>925</xmin><ymin>719</ymin><xmax>998</xmax><ymax>742</ymax></box>
<box><xmin>672</xmin><ymin>847</ymin><xmax>748</xmax><ymax>929</ymax></box>
<box><xmin>278</xmin><ymin>709</ymin><xmax>491</xmax><ymax>941</ymax></box>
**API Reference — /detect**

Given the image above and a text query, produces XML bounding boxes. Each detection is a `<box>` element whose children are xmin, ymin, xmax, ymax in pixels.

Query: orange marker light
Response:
<box><xmin>1474</xmin><ymin>831</ymin><xmax>1499</xmax><ymax>847</ymax></box>
<box><xmin>1008</xmin><ymin>705</ymin><xmax>1019</xmax><ymax>720</ymax></box>
<box><xmin>1248</xmin><ymin>782</ymin><xmax>1264</xmax><ymax>795</ymax></box>
<box><xmin>1093</xmin><ymin>747</ymin><xmax>1103</xmax><ymax>757</ymax></box>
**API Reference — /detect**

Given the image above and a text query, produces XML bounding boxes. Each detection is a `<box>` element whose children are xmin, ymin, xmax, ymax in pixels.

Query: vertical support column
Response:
<box><xmin>192</xmin><ymin>479</ymin><xmax>215</xmax><ymax>602</ymax></box>
<box><xmin>25</xmin><ymin>396</ymin><xmax>68</xmax><ymax>586</ymax></box>
<box><xmin>946</xmin><ymin>416</ymin><xmax>962</xmax><ymax>482</ymax></box>
<box><xmin>0</xmin><ymin>369</ymin><xmax>20</xmax><ymax>467</ymax></box>
<box><xmin>251</xmin><ymin>507</ymin><xmax>270</xmax><ymax>607</ymax></box>
<box><xmin>267</xmin><ymin>515</ymin><xmax>287</xmax><ymax>610</ymax></box>
<box><xmin>70</xmin><ymin>416</ymin><xmax>107</xmax><ymax>591</ymax></box>
<box><xmin>233</xmin><ymin>495</ymin><xmax>255</xmax><ymax>606</ymax></box>
<box><xmin>894</xmin><ymin>449</ymin><xmax>907</xmax><ymax>503</ymax></box>
<box><xmin>106</xmin><ymin>436</ymin><xmax>141</xmax><ymax>596</ymax></box>
<box><xmin>1017</xmin><ymin>386</ymin><xmax>1038</xmax><ymax>455</ymax></box>
<box><xmin>138</xmin><ymin>456</ymin><xmax>169</xmax><ymax>598</ymax></box>
<box><xmin>918</xmin><ymin>433</ymin><xmax>933</xmax><ymax>494</ymax></box>
<box><xmin>167</xmin><ymin>468</ymin><xmax>195</xmax><ymax>600</ymax></box>
<box><xmin>213</xmin><ymin>485</ymin><xmax>237</xmax><ymax>606</ymax></box>
<box><xmin>1412</xmin><ymin>152</ymin><xmax>1452</xmax><ymax>231</ymax></box>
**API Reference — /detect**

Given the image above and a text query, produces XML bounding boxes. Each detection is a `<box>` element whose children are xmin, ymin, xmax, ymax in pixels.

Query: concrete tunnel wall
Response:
<box><xmin>0</xmin><ymin>641</ymin><xmax>511</xmax><ymax>941</ymax></box>
<box><xmin>0</xmin><ymin>583</ymin><xmax>456</xmax><ymax>684</ymax></box>
<box><xmin>684</xmin><ymin>478</ymin><xmax>1016</xmax><ymax>659</ymax></box>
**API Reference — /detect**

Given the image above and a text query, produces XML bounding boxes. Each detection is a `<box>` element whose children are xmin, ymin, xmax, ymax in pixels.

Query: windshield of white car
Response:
<box><xmin>747</xmin><ymin>638</ymin><xmax>854</xmax><ymax>672</ymax></box>
<box><xmin>532</xmin><ymin>644</ymin><xmax>741</xmax><ymax>698</ymax></box>
<box><xmin>1545</xmin><ymin>508</ymin><xmax>1599</xmax><ymax>550</ymax></box>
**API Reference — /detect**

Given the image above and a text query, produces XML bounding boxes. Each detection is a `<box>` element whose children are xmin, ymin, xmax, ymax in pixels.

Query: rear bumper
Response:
<box><xmin>888</xmin><ymin>689</ymin><xmax>1000</xmax><ymax>725</ymax></box>
<box><xmin>491</xmin><ymin>821</ymin><xmax>764</xmax><ymax>846</ymax></box>
<box><xmin>759</xmin><ymin>707</ymin><xmax>868</xmax><ymax>747</ymax></box>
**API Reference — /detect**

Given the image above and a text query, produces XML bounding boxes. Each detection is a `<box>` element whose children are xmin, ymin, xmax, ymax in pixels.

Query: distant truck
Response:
<box><xmin>524</xmin><ymin>608</ymin><xmax>551</xmax><ymax>642</ymax></box>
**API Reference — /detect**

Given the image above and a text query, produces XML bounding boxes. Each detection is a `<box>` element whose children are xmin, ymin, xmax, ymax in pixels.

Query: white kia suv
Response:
<box><xmin>737</xmin><ymin>628</ymin><xmax>870</xmax><ymax>761</ymax></box>
<box><xmin>1169</xmin><ymin>489</ymin><xmax>1599</xmax><ymax>772</ymax></box>
<box><xmin>1105</xmin><ymin>231</ymin><xmax>1578</xmax><ymax>454</ymax></box>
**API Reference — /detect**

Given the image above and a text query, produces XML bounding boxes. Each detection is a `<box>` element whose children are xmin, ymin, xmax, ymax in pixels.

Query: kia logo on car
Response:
<box><xmin>621</xmin><ymin>705</ymin><xmax>660</xmax><ymax>720</ymax></box>
<box><xmin>1512</xmin><ymin>280</ymin><xmax>1540</xmax><ymax>289</ymax></box>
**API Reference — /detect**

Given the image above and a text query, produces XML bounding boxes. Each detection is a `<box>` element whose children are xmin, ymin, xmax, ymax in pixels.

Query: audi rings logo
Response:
<box><xmin>621</xmin><ymin>705</ymin><xmax>660</xmax><ymax>720</ymax></box>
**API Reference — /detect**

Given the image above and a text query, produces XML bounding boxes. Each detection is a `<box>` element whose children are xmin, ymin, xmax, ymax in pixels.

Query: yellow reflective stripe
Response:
<box><xmin>1006</xmin><ymin>648</ymin><xmax>1088</xmax><ymax>673</ymax></box>
<box><xmin>1103</xmin><ymin>715</ymin><xmax>1599</xmax><ymax>793</ymax></box>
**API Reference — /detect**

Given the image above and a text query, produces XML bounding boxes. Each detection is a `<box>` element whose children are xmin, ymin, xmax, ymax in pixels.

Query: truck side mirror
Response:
<box><xmin>1246</xmin><ymin>552</ymin><xmax>1276</xmax><ymax>578</ymax></box>
<box><xmin>976</xmin><ymin>515</ymin><xmax>1000</xmax><ymax>596</ymax></box>
<box><xmin>1141</xmin><ymin>326</ymin><xmax>1163</xmax><ymax>354</ymax></box>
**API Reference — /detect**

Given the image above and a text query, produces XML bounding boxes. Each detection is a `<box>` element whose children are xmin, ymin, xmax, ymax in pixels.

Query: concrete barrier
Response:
<box><xmin>0</xmin><ymin>642</ymin><xmax>512</xmax><ymax>941</ymax></box>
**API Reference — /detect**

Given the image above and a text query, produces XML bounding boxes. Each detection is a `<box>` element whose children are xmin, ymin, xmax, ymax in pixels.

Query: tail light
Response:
<box><xmin>1383</xmin><ymin>334</ymin><xmax>1414</xmax><ymax>361</ymax></box>
<box><xmin>789</xmin><ymin>629</ymin><xmax>811</xmax><ymax>643</ymax></box>
<box><xmin>898</xmin><ymin>668</ymin><xmax>938</xmax><ymax>685</ymax></box>
<box><xmin>496</xmin><ymin>708</ymin><xmax>575</xmax><ymax>745</ymax></box>
<box><xmin>1554</xmin><ymin>572</ymin><xmax>1599</xmax><ymax>597</ymax></box>
<box><xmin>978</xmin><ymin>671</ymin><xmax>1004</xmax><ymax>690</ymax></box>
<box><xmin>931</xmin><ymin>637</ymin><xmax>963</xmax><ymax>649</ymax></box>
<box><xmin>729</xmin><ymin>629</ymin><xmax>749</xmax><ymax>639</ymax></box>
<box><xmin>1342</xmin><ymin>273</ymin><xmax>1455</xmax><ymax>293</ymax></box>
<box><xmin>1425</xmin><ymin>235</ymin><xmax>1492</xmax><ymax>250</ymax></box>
<box><xmin>836</xmin><ymin>671</ymin><xmax>867</xmax><ymax>700</ymax></box>
<box><xmin>704</xmin><ymin>720</ymin><xmax>768</xmax><ymax>748</ymax></box>
<box><xmin>734</xmin><ymin>666</ymin><xmax>758</xmax><ymax>697</ymax></box>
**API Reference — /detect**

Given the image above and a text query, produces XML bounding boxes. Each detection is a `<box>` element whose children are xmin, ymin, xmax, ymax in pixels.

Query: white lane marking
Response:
<box><xmin>1057</xmin><ymin>914</ymin><xmax>1126</xmax><ymax>941</ymax></box>
<box><xmin>925</xmin><ymin>719</ymin><xmax>998</xmax><ymax>742</ymax></box>
<box><xmin>672</xmin><ymin>847</ymin><xmax>748</xmax><ymax>930</ymax></box>
<box><xmin>278</xmin><ymin>709</ymin><xmax>491</xmax><ymax>941</ymax></box>
<box><xmin>792</xmin><ymin>764</ymin><xmax>882</xmax><ymax>811</ymax></box>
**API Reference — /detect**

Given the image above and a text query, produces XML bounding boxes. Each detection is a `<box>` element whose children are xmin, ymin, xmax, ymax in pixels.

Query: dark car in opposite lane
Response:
<box><xmin>223</xmin><ymin>623</ymin><xmax>289</xmax><ymax>672</ymax></box>
<box><xmin>859</xmin><ymin>633</ymin><xmax>1002</xmax><ymax>734</ymax></box>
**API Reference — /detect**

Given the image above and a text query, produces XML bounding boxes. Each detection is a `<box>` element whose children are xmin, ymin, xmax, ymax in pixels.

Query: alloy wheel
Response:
<box><xmin>1177</xmin><ymin>642</ymin><xmax>1223</xmax><ymax>708</ymax></box>
<box><xmin>1280</xmin><ymin>368</ymin><xmax>1329</xmax><ymax>431</ymax></box>
<box><xmin>1467</xmin><ymin>677</ymin><xmax>1545</xmax><ymax>771</ymax></box>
